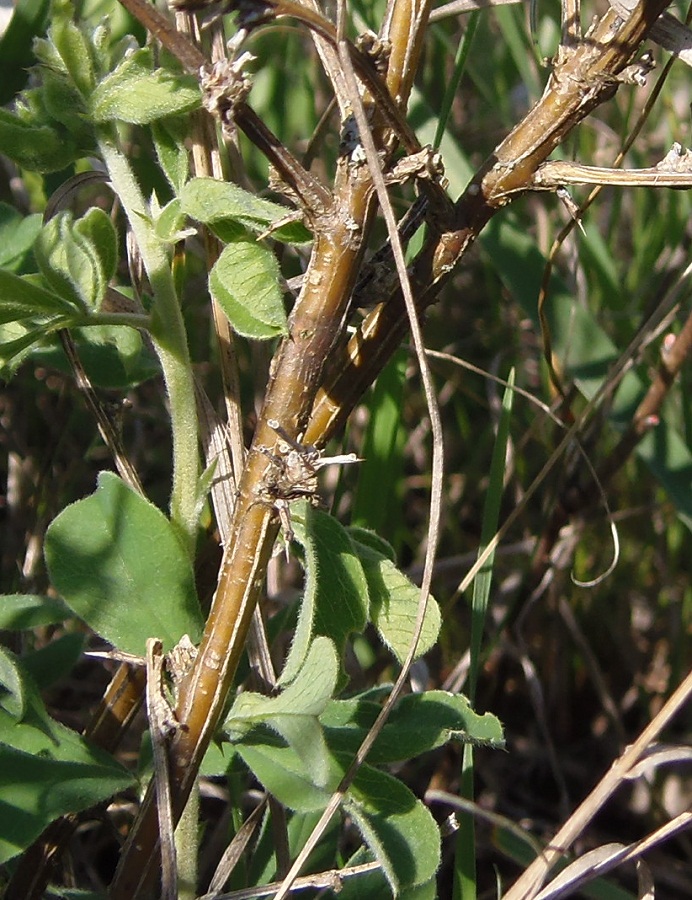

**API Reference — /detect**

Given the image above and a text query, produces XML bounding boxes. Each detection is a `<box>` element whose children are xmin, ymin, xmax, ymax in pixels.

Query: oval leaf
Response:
<box><xmin>0</xmin><ymin>269</ymin><xmax>80</xmax><ymax>323</ymax></box>
<box><xmin>0</xmin><ymin>672</ymin><xmax>133</xmax><ymax>864</ymax></box>
<box><xmin>91</xmin><ymin>48</ymin><xmax>200</xmax><ymax>124</ymax></box>
<box><xmin>34</xmin><ymin>212</ymin><xmax>105</xmax><ymax>311</ymax></box>
<box><xmin>0</xmin><ymin>594</ymin><xmax>71</xmax><ymax>630</ymax></box>
<box><xmin>281</xmin><ymin>503</ymin><xmax>369</xmax><ymax>684</ymax></box>
<box><xmin>180</xmin><ymin>176</ymin><xmax>295</xmax><ymax>232</ymax></box>
<box><xmin>353</xmin><ymin>540</ymin><xmax>440</xmax><ymax>662</ymax></box>
<box><xmin>346</xmin><ymin>764</ymin><xmax>441</xmax><ymax>894</ymax></box>
<box><xmin>237</xmin><ymin>733</ymin><xmax>339</xmax><ymax>813</ymax></box>
<box><xmin>209</xmin><ymin>239</ymin><xmax>287</xmax><ymax>340</ymax></box>
<box><xmin>44</xmin><ymin>471</ymin><xmax>203</xmax><ymax>655</ymax></box>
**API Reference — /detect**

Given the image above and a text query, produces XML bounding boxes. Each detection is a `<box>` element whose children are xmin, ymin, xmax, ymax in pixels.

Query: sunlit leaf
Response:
<box><xmin>44</xmin><ymin>471</ymin><xmax>203</xmax><ymax>655</ymax></box>
<box><xmin>209</xmin><ymin>238</ymin><xmax>287</xmax><ymax>340</ymax></box>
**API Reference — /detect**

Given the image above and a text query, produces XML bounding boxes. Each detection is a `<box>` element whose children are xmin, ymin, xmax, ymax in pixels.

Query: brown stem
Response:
<box><xmin>307</xmin><ymin>0</ymin><xmax>670</xmax><ymax>445</ymax></box>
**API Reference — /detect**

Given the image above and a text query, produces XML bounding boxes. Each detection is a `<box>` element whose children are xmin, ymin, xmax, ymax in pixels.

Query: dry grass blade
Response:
<box><xmin>429</xmin><ymin>0</ymin><xmax>522</xmax><ymax>21</ymax></box>
<box><xmin>502</xmin><ymin>668</ymin><xmax>692</xmax><ymax>899</ymax></box>
<box><xmin>198</xmin><ymin>861</ymin><xmax>382</xmax><ymax>899</ymax></box>
<box><xmin>206</xmin><ymin>796</ymin><xmax>268</xmax><ymax>895</ymax></box>
<box><xmin>533</xmin><ymin>812</ymin><xmax>692</xmax><ymax>899</ymax></box>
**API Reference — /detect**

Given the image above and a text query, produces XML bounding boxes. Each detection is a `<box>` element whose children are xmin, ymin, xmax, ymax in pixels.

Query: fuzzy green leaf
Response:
<box><xmin>179</xmin><ymin>176</ymin><xmax>311</xmax><ymax>242</ymax></box>
<box><xmin>0</xmin><ymin>665</ymin><xmax>134</xmax><ymax>863</ymax></box>
<box><xmin>321</xmin><ymin>690</ymin><xmax>505</xmax><ymax>763</ymax></box>
<box><xmin>209</xmin><ymin>238</ymin><xmax>287</xmax><ymax>340</ymax></box>
<box><xmin>90</xmin><ymin>48</ymin><xmax>201</xmax><ymax>124</ymax></box>
<box><xmin>44</xmin><ymin>471</ymin><xmax>203</xmax><ymax>655</ymax></box>
<box><xmin>0</xmin><ymin>269</ymin><xmax>80</xmax><ymax>323</ymax></box>
<box><xmin>0</xmin><ymin>205</ymin><xmax>42</xmax><ymax>272</ymax></box>
<box><xmin>0</xmin><ymin>595</ymin><xmax>71</xmax><ymax>630</ymax></box>
<box><xmin>0</xmin><ymin>108</ymin><xmax>81</xmax><ymax>173</ymax></box>
<box><xmin>74</xmin><ymin>207</ymin><xmax>118</xmax><ymax>287</ymax></box>
<box><xmin>50</xmin><ymin>13</ymin><xmax>96</xmax><ymax>97</ymax></box>
<box><xmin>225</xmin><ymin>637</ymin><xmax>338</xmax><ymax>787</ymax></box>
<box><xmin>352</xmin><ymin>539</ymin><xmax>440</xmax><ymax>662</ymax></box>
<box><xmin>152</xmin><ymin>119</ymin><xmax>190</xmax><ymax>194</ymax></box>
<box><xmin>347</xmin><ymin>526</ymin><xmax>396</xmax><ymax>562</ymax></box>
<box><xmin>40</xmin><ymin>68</ymin><xmax>92</xmax><ymax>144</ymax></box>
<box><xmin>34</xmin><ymin>211</ymin><xmax>115</xmax><ymax>311</ymax></box>
<box><xmin>154</xmin><ymin>198</ymin><xmax>194</xmax><ymax>244</ymax></box>
<box><xmin>236</xmin><ymin>731</ymin><xmax>340</xmax><ymax>813</ymax></box>
<box><xmin>0</xmin><ymin>646</ymin><xmax>26</xmax><ymax>720</ymax></box>
<box><xmin>281</xmin><ymin>503</ymin><xmax>369</xmax><ymax>684</ymax></box>
<box><xmin>346</xmin><ymin>765</ymin><xmax>441</xmax><ymax>895</ymax></box>
<box><xmin>0</xmin><ymin>321</ymin><xmax>63</xmax><ymax>374</ymax></box>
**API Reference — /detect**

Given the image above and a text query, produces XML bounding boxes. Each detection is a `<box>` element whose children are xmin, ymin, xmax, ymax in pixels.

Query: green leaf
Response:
<box><xmin>74</xmin><ymin>208</ymin><xmax>118</xmax><ymax>287</ymax></box>
<box><xmin>41</xmin><ymin>66</ymin><xmax>91</xmax><ymax>144</ymax></box>
<box><xmin>34</xmin><ymin>210</ymin><xmax>115</xmax><ymax>311</ymax></box>
<box><xmin>22</xmin><ymin>633</ymin><xmax>86</xmax><ymax>691</ymax></box>
<box><xmin>346</xmin><ymin>764</ymin><xmax>441</xmax><ymax>894</ymax></box>
<box><xmin>50</xmin><ymin>13</ymin><xmax>95</xmax><ymax>97</ymax></box>
<box><xmin>351</xmin><ymin>539</ymin><xmax>440</xmax><ymax>663</ymax></box>
<box><xmin>0</xmin><ymin>321</ymin><xmax>64</xmax><ymax>375</ymax></box>
<box><xmin>228</xmin><ymin>637</ymin><xmax>338</xmax><ymax>726</ymax></box>
<box><xmin>209</xmin><ymin>238</ymin><xmax>288</xmax><ymax>340</ymax></box>
<box><xmin>180</xmin><ymin>176</ymin><xmax>304</xmax><ymax>236</ymax></box>
<box><xmin>338</xmin><ymin>858</ymin><xmax>437</xmax><ymax>900</ymax></box>
<box><xmin>0</xmin><ymin>268</ymin><xmax>81</xmax><ymax>323</ymax></box>
<box><xmin>236</xmin><ymin>730</ymin><xmax>339</xmax><ymax>812</ymax></box>
<box><xmin>0</xmin><ymin>645</ymin><xmax>26</xmax><ymax>719</ymax></box>
<box><xmin>321</xmin><ymin>691</ymin><xmax>505</xmax><ymax>763</ymax></box>
<box><xmin>31</xmin><ymin>324</ymin><xmax>159</xmax><ymax>390</ymax></box>
<box><xmin>225</xmin><ymin>637</ymin><xmax>338</xmax><ymax>787</ymax></box>
<box><xmin>154</xmin><ymin>198</ymin><xmax>194</xmax><ymax>244</ymax></box>
<box><xmin>347</xmin><ymin>526</ymin><xmax>396</xmax><ymax>562</ymax></box>
<box><xmin>0</xmin><ymin>107</ymin><xmax>81</xmax><ymax>173</ymax></box>
<box><xmin>90</xmin><ymin>48</ymin><xmax>201</xmax><ymax>124</ymax></box>
<box><xmin>0</xmin><ymin>594</ymin><xmax>71</xmax><ymax>630</ymax></box>
<box><xmin>152</xmin><ymin>119</ymin><xmax>190</xmax><ymax>195</ymax></box>
<box><xmin>281</xmin><ymin>503</ymin><xmax>369</xmax><ymax>684</ymax></box>
<box><xmin>0</xmin><ymin>205</ymin><xmax>42</xmax><ymax>272</ymax></box>
<box><xmin>0</xmin><ymin>666</ymin><xmax>134</xmax><ymax>864</ymax></box>
<box><xmin>44</xmin><ymin>471</ymin><xmax>203</xmax><ymax>655</ymax></box>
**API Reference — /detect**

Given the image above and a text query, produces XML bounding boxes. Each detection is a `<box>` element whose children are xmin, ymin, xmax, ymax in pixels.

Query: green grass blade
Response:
<box><xmin>453</xmin><ymin>370</ymin><xmax>515</xmax><ymax>900</ymax></box>
<box><xmin>433</xmin><ymin>12</ymin><xmax>481</xmax><ymax>151</ymax></box>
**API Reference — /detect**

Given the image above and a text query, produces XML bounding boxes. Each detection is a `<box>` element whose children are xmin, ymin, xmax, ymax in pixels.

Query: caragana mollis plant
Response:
<box><xmin>0</xmin><ymin>0</ymin><xmax>690</xmax><ymax>898</ymax></box>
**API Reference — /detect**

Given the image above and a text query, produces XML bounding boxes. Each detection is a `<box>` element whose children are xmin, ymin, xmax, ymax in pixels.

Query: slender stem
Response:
<box><xmin>97</xmin><ymin>130</ymin><xmax>200</xmax><ymax>555</ymax></box>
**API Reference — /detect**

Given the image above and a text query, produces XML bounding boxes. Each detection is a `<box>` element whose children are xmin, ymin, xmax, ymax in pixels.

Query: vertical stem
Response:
<box><xmin>97</xmin><ymin>131</ymin><xmax>200</xmax><ymax>554</ymax></box>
